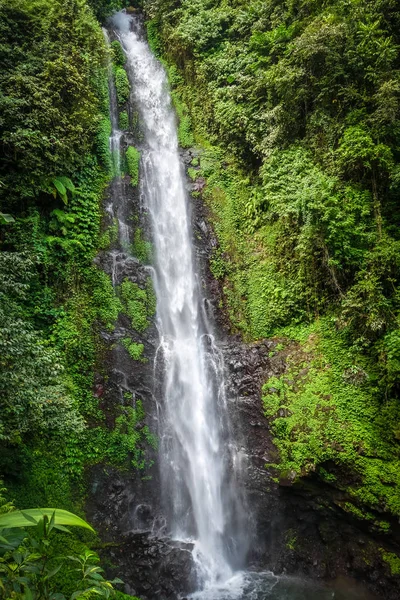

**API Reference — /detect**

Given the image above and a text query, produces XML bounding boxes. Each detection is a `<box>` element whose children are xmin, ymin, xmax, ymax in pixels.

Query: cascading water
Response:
<box><xmin>101</xmin><ymin>11</ymin><xmax>379</xmax><ymax>600</ymax></box>
<box><xmin>110</xmin><ymin>11</ymin><xmax>248</xmax><ymax>595</ymax></box>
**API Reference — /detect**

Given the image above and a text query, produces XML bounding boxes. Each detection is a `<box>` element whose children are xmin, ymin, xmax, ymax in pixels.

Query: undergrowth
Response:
<box><xmin>263</xmin><ymin>319</ymin><xmax>400</xmax><ymax>522</ymax></box>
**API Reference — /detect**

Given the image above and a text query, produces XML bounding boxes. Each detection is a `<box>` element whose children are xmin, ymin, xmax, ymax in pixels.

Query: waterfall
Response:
<box><xmin>108</xmin><ymin>11</ymin><xmax>248</xmax><ymax>594</ymax></box>
<box><xmin>101</xmin><ymin>12</ymin><xmax>378</xmax><ymax>600</ymax></box>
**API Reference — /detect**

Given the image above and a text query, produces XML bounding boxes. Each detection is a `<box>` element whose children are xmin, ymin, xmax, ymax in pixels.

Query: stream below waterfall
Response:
<box><xmin>99</xmin><ymin>11</ymin><xmax>377</xmax><ymax>600</ymax></box>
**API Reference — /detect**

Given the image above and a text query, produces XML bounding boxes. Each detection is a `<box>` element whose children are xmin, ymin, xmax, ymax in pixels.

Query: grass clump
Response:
<box><xmin>99</xmin><ymin>219</ymin><xmax>119</xmax><ymax>250</ymax></box>
<box><xmin>121</xmin><ymin>337</ymin><xmax>146</xmax><ymax>362</ymax></box>
<box><xmin>119</xmin><ymin>110</ymin><xmax>129</xmax><ymax>130</ymax></box>
<box><xmin>146</xmin><ymin>19</ymin><xmax>162</xmax><ymax>57</ymax></box>
<box><xmin>126</xmin><ymin>146</ymin><xmax>141</xmax><ymax>187</ymax></box>
<box><xmin>120</xmin><ymin>278</ymin><xmax>155</xmax><ymax>332</ymax></box>
<box><xmin>111</xmin><ymin>40</ymin><xmax>125</xmax><ymax>66</ymax></box>
<box><xmin>96</xmin><ymin>116</ymin><xmax>112</xmax><ymax>175</ymax></box>
<box><xmin>114</xmin><ymin>66</ymin><xmax>130</xmax><ymax>106</ymax></box>
<box><xmin>173</xmin><ymin>92</ymin><xmax>194</xmax><ymax>148</ymax></box>
<box><xmin>131</xmin><ymin>228</ymin><xmax>152</xmax><ymax>263</ymax></box>
<box><xmin>380</xmin><ymin>550</ymin><xmax>400</xmax><ymax>575</ymax></box>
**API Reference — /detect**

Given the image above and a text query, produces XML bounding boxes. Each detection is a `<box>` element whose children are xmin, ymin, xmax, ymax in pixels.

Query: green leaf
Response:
<box><xmin>22</xmin><ymin>585</ymin><xmax>33</xmax><ymax>600</ymax></box>
<box><xmin>21</xmin><ymin>512</ymin><xmax>38</xmax><ymax>525</ymax></box>
<box><xmin>0</xmin><ymin>212</ymin><xmax>15</xmax><ymax>224</ymax></box>
<box><xmin>87</xmin><ymin>572</ymin><xmax>103</xmax><ymax>580</ymax></box>
<box><xmin>67</xmin><ymin>556</ymin><xmax>82</xmax><ymax>563</ymax></box>
<box><xmin>44</xmin><ymin>563</ymin><xmax>62</xmax><ymax>581</ymax></box>
<box><xmin>48</xmin><ymin>511</ymin><xmax>56</xmax><ymax>534</ymax></box>
<box><xmin>84</xmin><ymin>566</ymin><xmax>102</xmax><ymax>576</ymax></box>
<box><xmin>53</xmin><ymin>524</ymin><xmax>71</xmax><ymax>533</ymax></box>
<box><xmin>58</xmin><ymin>176</ymin><xmax>75</xmax><ymax>193</ymax></box>
<box><xmin>0</xmin><ymin>529</ymin><xmax>26</xmax><ymax>551</ymax></box>
<box><xmin>0</xmin><ymin>510</ymin><xmax>95</xmax><ymax>533</ymax></box>
<box><xmin>70</xmin><ymin>590</ymin><xmax>85</xmax><ymax>600</ymax></box>
<box><xmin>52</xmin><ymin>179</ymin><xmax>67</xmax><ymax>196</ymax></box>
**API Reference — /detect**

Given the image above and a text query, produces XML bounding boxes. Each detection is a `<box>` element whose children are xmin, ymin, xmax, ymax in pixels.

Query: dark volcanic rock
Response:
<box><xmin>103</xmin><ymin>532</ymin><xmax>196</xmax><ymax>600</ymax></box>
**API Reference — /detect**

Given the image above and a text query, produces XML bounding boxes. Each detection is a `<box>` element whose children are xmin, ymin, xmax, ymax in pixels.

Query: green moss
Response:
<box><xmin>262</xmin><ymin>319</ymin><xmax>400</xmax><ymax>517</ymax></box>
<box><xmin>146</xmin><ymin>19</ymin><xmax>162</xmax><ymax>57</ymax></box>
<box><xmin>342</xmin><ymin>502</ymin><xmax>375</xmax><ymax>522</ymax></box>
<box><xmin>119</xmin><ymin>278</ymin><xmax>155</xmax><ymax>332</ymax></box>
<box><xmin>121</xmin><ymin>337</ymin><xmax>146</xmax><ymax>362</ymax></box>
<box><xmin>89</xmin><ymin>268</ymin><xmax>122</xmax><ymax>330</ymax></box>
<box><xmin>160</xmin><ymin>62</ymin><xmax>194</xmax><ymax>147</ymax></box>
<box><xmin>285</xmin><ymin>529</ymin><xmax>297</xmax><ymax>551</ymax></box>
<box><xmin>145</xmin><ymin>277</ymin><xmax>157</xmax><ymax>317</ymax></box>
<box><xmin>126</xmin><ymin>146</ymin><xmax>141</xmax><ymax>187</ymax></box>
<box><xmin>99</xmin><ymin>219</ymin><xmax>119</xmax><ymax>250</ymax></box>
<box><xmin>131</xmin><ymin>228</ymin><xmax>152</xmax><ymax>263</ymax></box>
<box><xmin>318</xmin><ymin>467</ymin><xmax>337</xmax><ymax>483</ymax></box>
<box><xmin>119</xmin><ymin>110</ymin><xmax>129</xmax><ymax>130</ymax></box>
<box><xmin>114</xmin><ymin>66</ymin><xmax>130</xmax><ymax>106</ymax></box>
<box><xmin>187</xmin><ymin>167</ymin><xmax>198</xmax><ymax>181</ymax></box>
<box><xmin>174</xmin><ymin>93</ymin><xmax>194</xmax><ymax>148</ymax></box>
<box><xmin>377</xmin><ymin>520</ymin><xmax>391</xmax><ymax>533</ymax></box>
<box><xmin>380</xmin><ymin>550</ymin><xmax>400</xmax><ymax>575</ymax></box>
<box><xmin>106</xmin><ymin>402</ymin><xmax>149</xmax><ymax>469</ymax></box>
<box><xmin>210</xmin><ymin>248</ymin><xmax>227</xmax><ymax>280</ymax></box>
<box><xmin>96</xmin><ymin>116</ymin><xmax>112</xmax><ymax>175</ymax></box>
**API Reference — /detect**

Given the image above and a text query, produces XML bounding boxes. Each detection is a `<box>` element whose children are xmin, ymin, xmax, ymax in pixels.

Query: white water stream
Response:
<box><xmin>111</xmin><ymin>11</ymin><xmax>247</xmax><ymax>594</ymax></box>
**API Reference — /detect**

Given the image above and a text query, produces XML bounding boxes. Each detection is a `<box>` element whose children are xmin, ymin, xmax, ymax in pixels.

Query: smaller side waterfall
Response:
<box><xmin>103</xmin><ymin>27</ymin><xmax>133</xmax><ymax>273</ymax></box>
<box><xmin>103</xmin><ymin>29</ymin><xmax>122</xmax><ymax>178</ymax></box>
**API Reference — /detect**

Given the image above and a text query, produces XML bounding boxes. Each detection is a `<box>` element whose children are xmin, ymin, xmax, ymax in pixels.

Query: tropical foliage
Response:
<box><xmin>0</xmin><ymin>504</ymin><xmax>123</xmax><ymax>600</ymax></box>
<box><xmin>0</xmin><ymin>0</ymin><xmax>147</xmax><ymax>595</ymax></box>
<box><xmin>145</xmin><ymin>0</ymin><xmax>400</xmax><ymax>531</ymax></box>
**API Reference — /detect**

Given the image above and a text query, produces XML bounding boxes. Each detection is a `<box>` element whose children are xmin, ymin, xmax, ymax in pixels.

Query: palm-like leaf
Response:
<box><xmin>0</xmin><ymin>510</ymin><xmax>94</xmax><ymax>533</ymax></box>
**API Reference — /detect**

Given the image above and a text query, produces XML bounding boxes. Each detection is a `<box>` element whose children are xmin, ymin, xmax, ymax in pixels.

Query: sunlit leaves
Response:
<box><xmin>336</xmin><ymin>126</ymin><xmax>394</xmax><ymax>176</ymax></box>
<box><xmin>0</xmin><ymin>509</ymin><xmax>94</xmax><ymax>533</ymax></box>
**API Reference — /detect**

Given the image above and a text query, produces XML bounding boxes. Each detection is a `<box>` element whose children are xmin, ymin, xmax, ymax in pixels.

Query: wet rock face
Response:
<box><xmin>221</xmin><ymin>340</ymin><xmax>282</xmax><ymax>560</ymax></box>
<box><xmin>217</xmin><ymin>340</ymin><xmax>399</xmax><ymax>600</ymax></box>
<box><xmin>218</xmin><ymin>338</ymin><xmax>399</xmax><ymax>599</ymax></box>
<box><xmin>88</xmin><ymin>466</ymin><xmax>163</xmax><ymax>537</ymax></box>
<box><xmin>87</xmin><ymin>467</ymin><xmax>198</xmax><ymax>599</ymax></box>
<box><xmin>115</xmin><ymin>535</ymin><xmax>196</xmax><ymax>600</ymax></box>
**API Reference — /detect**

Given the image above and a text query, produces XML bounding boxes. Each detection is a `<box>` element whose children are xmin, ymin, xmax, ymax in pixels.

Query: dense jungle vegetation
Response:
<box><xmin>2</xmin><ymin>0</ymin><xmax>400</xmax><ymax>592</ymax></box>
<box><xmin>144</xmin><ymin>0</ymin><xmax>400</xmax><ymax>536</ymax></box>
<box><xmin>0</xmin><ymin>0</ymin><xmax>146</xmax><ymax>596</ymax></box>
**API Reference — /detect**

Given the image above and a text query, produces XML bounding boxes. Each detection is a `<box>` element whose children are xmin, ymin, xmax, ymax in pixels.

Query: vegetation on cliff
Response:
<box><xmin>0</xmin><ymin>0</ymin><xmax>147</xmax><ymax>596</ymax></box>
<box><xmin>144</xmin><ymin>0</ymin><xmax>400</xmax><ymax>531</ymax></box>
